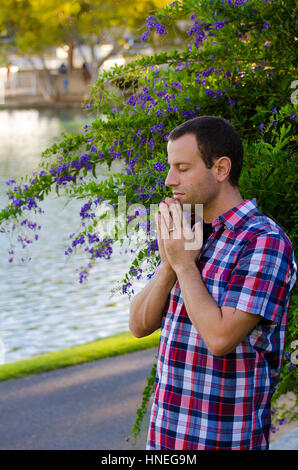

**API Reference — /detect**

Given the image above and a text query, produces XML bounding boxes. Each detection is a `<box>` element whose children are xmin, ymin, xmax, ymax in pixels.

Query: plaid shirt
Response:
<box><xmin>146</xmin><ymin>198</ymin><xmax>297</xmax><ymax>450</ymax></box>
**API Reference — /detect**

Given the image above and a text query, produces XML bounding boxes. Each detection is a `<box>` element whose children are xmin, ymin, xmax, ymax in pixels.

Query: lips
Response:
<box><xmin>173</xmin><ymin>192</ymin><xmax>185</xmax><ymax>198</ymax></box>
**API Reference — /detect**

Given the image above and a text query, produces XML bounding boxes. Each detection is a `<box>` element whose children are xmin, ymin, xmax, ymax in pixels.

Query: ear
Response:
<box><xmin>213</xmin><ymin>156</ymin><xmax>231</xmax><ymax>183</ymax></box>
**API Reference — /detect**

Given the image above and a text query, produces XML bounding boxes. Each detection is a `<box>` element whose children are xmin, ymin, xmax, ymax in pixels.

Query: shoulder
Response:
<box><xmin>239</xmin><ymin>211</ymin><xmax>297</xmax><ymax>284</ymax></box>
<box><xmin>242</xmin><ymin>210</ymin><xmax>294</xmax><ymax>252</ymax></box>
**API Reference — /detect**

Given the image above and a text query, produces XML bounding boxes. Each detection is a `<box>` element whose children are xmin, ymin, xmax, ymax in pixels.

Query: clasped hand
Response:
<box><xmin>155</xmin><ymin>197</ymin><xmax>203</xmax><ymax>272</ymax></box>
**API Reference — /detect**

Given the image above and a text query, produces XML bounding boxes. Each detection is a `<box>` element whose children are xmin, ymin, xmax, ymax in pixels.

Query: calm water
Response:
<box><xmin>0</xmin><ymin>108</ymin><xmax>143</xmax><ymax>364</ymax></box>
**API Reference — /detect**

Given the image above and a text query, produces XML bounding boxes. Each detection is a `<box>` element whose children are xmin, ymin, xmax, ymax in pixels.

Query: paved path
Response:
<box><xmin>0</xmin><ymin>347</ymin><xmax>296</xmax><ymax>450</ymax></box>
<box><xmin>270</xmin><ymin>426</ymin><xmax>298</xmax><ymax>450</ymax></box>
<box><xmin>0</xmin><ymin>348</ymin><xmax>156</xmax><ymax>450</ymax></box>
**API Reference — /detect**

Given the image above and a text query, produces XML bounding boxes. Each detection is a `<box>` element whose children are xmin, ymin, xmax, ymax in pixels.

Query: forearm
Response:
<box><xmin>175</xmin><ymin>262</ymin><xmax>224</xmax><ymax>353</ymax></box>
<box><xmin>129</xmin><ymin>264</ymin><xmax>177</xmax><ymax>338</ymax></box>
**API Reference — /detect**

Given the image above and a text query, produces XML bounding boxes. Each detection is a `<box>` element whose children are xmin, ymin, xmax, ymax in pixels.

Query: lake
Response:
<box><xmin>0</xmin><ymin>108</ymin><xmax>144</xmax><ymax>364</ymax></box>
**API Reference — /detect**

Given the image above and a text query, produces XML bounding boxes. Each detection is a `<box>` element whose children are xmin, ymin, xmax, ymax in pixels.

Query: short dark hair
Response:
<box><xmin>168</xmin><ymin>116</ymin><xmax>243</xmax><ymax>187</ymax></box>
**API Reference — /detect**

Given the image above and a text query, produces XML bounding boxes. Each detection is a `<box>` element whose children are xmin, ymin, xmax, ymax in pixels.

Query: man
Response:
<box><xmin>129</xmin><ymin>116</ymin><xmax>297</xmax><ymax>450</ymax></box>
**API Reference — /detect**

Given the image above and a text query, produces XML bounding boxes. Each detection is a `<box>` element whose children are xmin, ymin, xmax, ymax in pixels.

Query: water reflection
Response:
<box><xmin>0</xmin><ymin>108</ymin><xmax>141</xmax><ymax>364</ymax></box>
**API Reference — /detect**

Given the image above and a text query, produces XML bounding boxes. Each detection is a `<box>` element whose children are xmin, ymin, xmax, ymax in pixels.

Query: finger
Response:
<box><xmin>169</xmin><ymin>202</ymin><xmax>192</xmax><ymax>240</ymax></box>
<box><xmin>186</xmin><ymin>221</ymin><xmax>203</xmax><ymax>250</ymax></box>
<box><xmin>164</xmin><ymin>197</ymin><xmax>176</xmax><ymax>206</ymax></box>
<box><xmin>159</xmin><ymin>202</ymin><xmax>172</xmax><ymax>239</ymax></box>
<box><xmin>168</xmin><ymin>201</ymin><xmax>182</xmax><ymax>239</ymax></box>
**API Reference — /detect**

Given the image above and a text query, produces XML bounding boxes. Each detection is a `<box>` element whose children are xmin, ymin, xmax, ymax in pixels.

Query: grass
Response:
<box><xmin>0</xmin><ymin>330</ymin><xmax>160</xmax><ymax>382</ymax></box>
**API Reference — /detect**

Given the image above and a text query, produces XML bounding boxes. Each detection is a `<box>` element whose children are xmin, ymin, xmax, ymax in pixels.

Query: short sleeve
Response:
<box><xmin>219</xmin><ymin>232</ymin><xmax>297</xmax><ymax>323</ymax></box>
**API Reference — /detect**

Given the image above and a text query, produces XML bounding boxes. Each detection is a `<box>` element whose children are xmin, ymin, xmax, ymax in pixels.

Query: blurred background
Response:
<box><xmin>0</xmin><ymin>0</ymin><xmax>175</xmax><ymax>364</ymax></box>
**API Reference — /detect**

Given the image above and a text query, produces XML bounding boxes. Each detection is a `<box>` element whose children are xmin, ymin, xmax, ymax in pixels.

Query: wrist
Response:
<box><xmin>157</xmin><ymin>262</ymin><xmax>177</xmax><ymax>281</ymax></box>
<box><xmin>174</xmin><ymin>260</ymin><xmax>198</xmax><ymax>277</ymax></box>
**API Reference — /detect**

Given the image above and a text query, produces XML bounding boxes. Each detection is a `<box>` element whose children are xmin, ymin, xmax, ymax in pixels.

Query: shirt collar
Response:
<box><xmin>211</xmin><ymin>198</ymin><xmax>258</xmax><ymax>232</ymax></box>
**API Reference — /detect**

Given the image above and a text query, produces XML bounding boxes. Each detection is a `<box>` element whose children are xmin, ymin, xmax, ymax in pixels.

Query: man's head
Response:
<box><xmin>165</xmin><ymin>116</ymin><xmax>243</xmax><ymax>209</ymax></box>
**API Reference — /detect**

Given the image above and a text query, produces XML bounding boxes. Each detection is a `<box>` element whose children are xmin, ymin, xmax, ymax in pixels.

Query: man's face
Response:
<box><xmin>165</xmin><ymin>133</ymin><xmax>219</xmax><ymax>210</ymax></box>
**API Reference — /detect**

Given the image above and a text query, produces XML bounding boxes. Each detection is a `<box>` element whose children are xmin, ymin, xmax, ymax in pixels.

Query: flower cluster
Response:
<box><xmin>284</xmin><ymin>352</ymin><xmax>296</xmax><ymax>372</ymax></box>
<box><xmin>152</xmin><ymin>162</ymin><xmax>166</xmax><ymax>172</ymax></box>
<box><xmin>141</xmin><ymin>16</ymin><xmax>168</xmax><ymax>41</ymax></box>
<box><xmin>86</xmin><ymin>238</ymin><xmax>113</xmax><ymax>261</ymax></box>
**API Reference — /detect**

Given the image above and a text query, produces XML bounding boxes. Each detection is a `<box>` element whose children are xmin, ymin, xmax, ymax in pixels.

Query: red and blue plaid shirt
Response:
<box><xmin>146</xmin><ymin>198</ymin><xmax>297</xmax><ymax>450</ymax></box>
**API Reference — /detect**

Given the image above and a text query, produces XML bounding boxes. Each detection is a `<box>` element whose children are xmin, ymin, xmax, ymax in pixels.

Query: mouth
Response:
<box><xmin>173</xmin><ymin>192</ymin><xmax>185</xmax><ymax>199</ymax></box>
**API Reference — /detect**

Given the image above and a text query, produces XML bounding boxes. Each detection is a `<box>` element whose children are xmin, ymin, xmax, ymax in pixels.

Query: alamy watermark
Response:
<box><xmin>0</xmin><ymin>338</ymin><xmax>6</xmax><ymax>365</ymax></box>
<box><xmin>290</xmin><ymin>340</ymin><xmax>298</xmax><ymax>365</ymax></box>
<box><xmin>290</xmin><ymin>80</ymin><xmax>298</xmax><ymax>105</ymax></box>
<box><xmin>92</xmin><ymin>196</ymin><xmax>203</xmax><ymax>250</ymax></box>
<box><xmin>0</xmin><ymin>79</ymin><xmax>4</xmax><ymax>105</ymax></box>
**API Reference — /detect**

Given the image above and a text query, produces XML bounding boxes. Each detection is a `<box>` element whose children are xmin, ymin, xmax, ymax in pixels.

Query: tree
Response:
<box><xmin>0</xmin><ymin>0</ymin><xmax>297</xmax><ymax>443</ymax></box>
<box><xmin>0</xmin><ymin>0</ymin><xmax>168</xmax><ymax>71</ymax></box>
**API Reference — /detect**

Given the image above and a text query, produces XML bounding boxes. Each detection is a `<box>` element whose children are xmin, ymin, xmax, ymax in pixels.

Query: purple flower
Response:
<box><xmin>278</xmin><ymin>418</ymin><xmax>287</xmax><ymax>425</ymax></box>
<box><xmin>80</xmin><ymin>202</ymin><xmax>92</xmax><ymax>219</ymax></box>
<box><xmin>150</xmin><ymin>124</ymin><xmax>164</xmax><ymax>134</ymax></box>
<box><xmin>201</xmin><ymin>67</ymin><xmax>214</xmax><ymax>78</ymax></box>
<box><xmin>263</xmin><ymin>22</ymin><xmax>270</xmax><ymax>29</ymax></box>
<box><xmin>272</xmin><ymin>108</ymin><xmax>278</xmax><ymax>114</ymax></box>
<box><xmin>122</xmin><ymin>282</ymin><xmax>132</xmax><ymax>294</ymax></box>
<box><xmin>259</xmin><ymin>123</ymin><xmax>265</xmax><ymax>131</ymax></box>
<box><xmin>153</xmin><ymin>162</ymin><xmax>166</xmax><ymax>172</ymax></box>
<box><xmin>182</xmin><ymin>110</ymin><xmax>195</xmax><ymax>119</ymax></box>
<box><xmin>228</xmin><ymin>99</ymin><xmax>236</xmax><ymax>106</ymax></box>
<box><xmin>27</xmin><ymin>197</ymin><xmax>37</xmax><ymax>210</ymax></box>
<box><xmin>13</xmin><ymin>198</ymin><xmax>23</xmax><ymax>207</ymax></box>
<box><xmin>214</xmin><ymin>22</ymin><xmax>226</xmax><ymax>30</ymax></box>
<box><xmin>290</xmin><ymin>113</ymin><xmax>295</xmax><ymax>120</ymax></box>
<box><xmin>264</xmin><ymin>41</ymin><xmax>271</xmax><ymax>47</ymax></box>
<box><xmin>79</xmin><ymin>269</ymin><xmax>88</xmax><ymax>283</ymax></box>
<box><xmin>145</xmin><ymin>16</ymin><xmax>167</xmax><ymax>35</ymax></box>
<box><xmin>171</xmin><ymin>81</ymin><xmax>182</xmax><ymax>91</ymax></box>
<box><xmin>141</xmin><ymin>31</ymin><xmax>149</xmax><ymax>41</ymax></box>
<box><xmin>5</xmin><ymin>179</ymin><xmax>16</xmax><ymax>186</ymax></box>
<box><xmin>72</xmin><ymin>234</ymin><xmax>85</xmax><ymax>247</ymax></box>
<box><xmin>149</xmin><ymin>139</ymin><xmax>156</xmax><ymax>150</ymax></box>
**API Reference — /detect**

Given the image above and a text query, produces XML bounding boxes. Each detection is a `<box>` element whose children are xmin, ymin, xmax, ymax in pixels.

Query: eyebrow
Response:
<box><xmin>167</xmin><ymin>162</ymin><xmax>192</xmax><ymax>166</ymax></box>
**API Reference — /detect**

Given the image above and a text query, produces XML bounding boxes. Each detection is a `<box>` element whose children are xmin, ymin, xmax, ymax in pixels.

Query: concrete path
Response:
<box><xmin>0</xmin><ymin>347</ymin><xmax>296</xmax><ymax>450</ymax></box>
<box><xmin>0</xmin><ymin>348</ymin><xmax>156</xmax><ymax>450</ymax></box>
<box><xmin>270</xmin><ymin>426</ymin><xmax>298</xmax><ymax>450</ymax></box>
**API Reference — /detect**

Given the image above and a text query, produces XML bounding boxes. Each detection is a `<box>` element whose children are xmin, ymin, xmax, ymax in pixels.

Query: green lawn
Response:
<box><xmin>0</xmin><ymin>330</ymin><xmax>160</xmax><ymax>382</ymax></box>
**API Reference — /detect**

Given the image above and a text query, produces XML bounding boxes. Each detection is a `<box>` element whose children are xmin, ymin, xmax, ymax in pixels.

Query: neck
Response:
<box><xmin>203</xmin><ymin>186</ymin><xmax>244</xmax><ymax>224</ymax></box>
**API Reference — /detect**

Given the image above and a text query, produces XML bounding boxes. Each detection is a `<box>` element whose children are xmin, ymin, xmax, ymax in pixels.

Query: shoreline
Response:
<box><xmin>0</xmin><ymin>330</ymin><xmax>160</xmax><ymax>383</ymax></box>
<box><xmin>0</xmin><ymin>99</ymin><xmax>84</xmax><ymax>110</ymax></box>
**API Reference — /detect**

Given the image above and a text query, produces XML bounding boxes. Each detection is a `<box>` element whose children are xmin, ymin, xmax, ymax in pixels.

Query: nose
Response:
<box><xmin>165</xmin><ymin>167</ymin><xmax>179</xmax><ymax>187</ymax></box>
